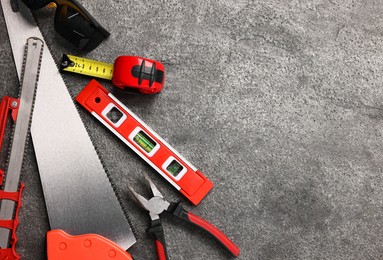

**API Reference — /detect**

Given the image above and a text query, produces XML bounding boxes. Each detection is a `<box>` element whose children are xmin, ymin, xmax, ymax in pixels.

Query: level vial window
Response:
<box><xmin>133</xmin><ymin>131</ymin><xmax>157</xmax><ymax>153</ymax></box>
<box><xmin>166</xmin><ymin>160</ymin><xmax>184</xmax><ymax>177</ymax></box>
<box><xmin>106</xmin><ymin>107</ymin><xmax>124</xmax><ymax>124</ymax></box>
<box><xmin>162</xmin><ymin>156</ymin><xmax>187</xmax><ymax>180</ymax></box>
<box><xmin>129</xmin><ymin>127</ymin><xmax>160</xmax><ymax>157</ymax></box>
<box><xmin>102</xmin><ymin>103</ymin><xmax>127</xmax><ymax>128</ymax></box>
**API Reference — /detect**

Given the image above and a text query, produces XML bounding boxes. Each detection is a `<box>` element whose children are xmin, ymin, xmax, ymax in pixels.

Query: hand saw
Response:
<box><xmin>0</xmin><ymin>0</ymin><xmax>136</xmax><ymax>252</ymax></box>
<box><xmin>0</xmin><ymin>37</ymin><xmax>43</xmax><ymax>259</ymax></box>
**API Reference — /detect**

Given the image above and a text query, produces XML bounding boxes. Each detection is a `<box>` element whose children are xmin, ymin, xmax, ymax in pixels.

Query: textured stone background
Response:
<box><xmin>1</xmin><ymin>0</ymin><xmax>383</xmax><ymax>259</ymax></box>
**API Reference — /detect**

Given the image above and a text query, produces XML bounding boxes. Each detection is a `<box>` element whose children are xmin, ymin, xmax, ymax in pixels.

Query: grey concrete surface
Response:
<box><xmin>1</xmin><ymin>0</ymin><xmax>383</xmax><ymax>259</ymax></box>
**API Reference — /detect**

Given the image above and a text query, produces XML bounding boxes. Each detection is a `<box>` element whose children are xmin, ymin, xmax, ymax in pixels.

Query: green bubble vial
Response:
<box><xmin>166</xmin><ymin>160</ymin><xmax>184</xmax><ymax>177</ymax></box>
<box><xmin>133</xmin><ymin>130</ymin><xmax>156</xmax><ymax>153</ymax></box>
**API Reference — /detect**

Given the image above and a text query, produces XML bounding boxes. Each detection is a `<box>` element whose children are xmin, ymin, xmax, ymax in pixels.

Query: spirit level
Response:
<box><xmin>61</xmin><ymin>54</ymin><xmax>165</xmax><ymax>94</ymax></box>
<box><xmin>76</xmin><ymin>80</ymin><xmax>214</xmax><ymax>205</ymax></box>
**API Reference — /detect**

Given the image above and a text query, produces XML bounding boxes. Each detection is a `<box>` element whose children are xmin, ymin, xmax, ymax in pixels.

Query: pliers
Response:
<box><xmin>128</xmin><ymin>176</ymin><xmax>240</xmax><ymax>259</ymax></box>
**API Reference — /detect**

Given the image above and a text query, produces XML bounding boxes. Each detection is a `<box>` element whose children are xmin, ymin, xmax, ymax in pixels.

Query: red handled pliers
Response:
<box><xmin>128</xmin><ymin>176</ymin><xmax>240</xmax><ymax>260</ymax></box>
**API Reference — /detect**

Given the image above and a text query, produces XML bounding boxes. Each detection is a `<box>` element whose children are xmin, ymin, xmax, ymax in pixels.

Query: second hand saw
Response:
<box><xmin>0</xmin><ymin>37</ymin><xmax>43</xmax><ymax>259</ymax></box>
<box><xmin>0</xmin><ymin>0</ymin><xmax>136</xmax><ymax>255</ymax></box>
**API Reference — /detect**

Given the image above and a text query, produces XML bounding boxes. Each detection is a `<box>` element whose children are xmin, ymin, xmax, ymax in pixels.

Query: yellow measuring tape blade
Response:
<box><xmin>60</xmin><ymin>54</ymin><xmax>114</xmax><ymax>80</ymax></box>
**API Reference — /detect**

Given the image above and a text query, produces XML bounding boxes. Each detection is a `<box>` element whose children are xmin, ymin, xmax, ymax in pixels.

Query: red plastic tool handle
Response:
<box><xmin>148</xmin><ymin>219</ymin><xmax>169</xmax><ymax>260</ymax></box>
<box><xmin>187</xmin><ymin>212</ymin><xmax>240</xmax><ymax>257</ymax></box>
<box><xmin>0</xmin><ymin>97</ymin><xmax>18</xmax><ymax>185</ymax></box>
<box><xmin>171</xmin><ymin>203</ymin><xmax>240</xmax><ymax>257</ymax></box>
<box><xmin>46</xmin><ymin>230</ymin><xmax>133</xmax><ymax>260</ymax></box>
<box><xmin>155</xmin><ymin>240</ymin><xmax>167</xmax><ymax>260</ymax></box>
<box><xmin>0</xmin><ymin>97</ymin><xmax>18</xmax><ymax>152</ymax></box>
<box><xmin>0</xmin><ymin>183</ymin><xmax>24</xmax><ymax>260</ymax></box>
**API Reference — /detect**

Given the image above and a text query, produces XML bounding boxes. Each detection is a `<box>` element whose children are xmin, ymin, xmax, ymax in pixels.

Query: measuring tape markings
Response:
<box><xmin>61</xmin><ymin>54</ymin><xmax>114</xmax><ymax>80</ymax></box>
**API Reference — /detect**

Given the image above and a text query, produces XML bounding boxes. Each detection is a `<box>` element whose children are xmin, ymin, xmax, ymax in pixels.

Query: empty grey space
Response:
<box><xmin>1</xmin><ymin>0</ymin><xmax>383</xmax><ymax>259</ymax></box>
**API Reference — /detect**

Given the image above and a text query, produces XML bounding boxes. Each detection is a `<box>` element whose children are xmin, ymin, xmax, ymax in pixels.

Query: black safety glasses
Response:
<box><xmin>21</xmin><ymin>0</ymin><xmax>110</xmax><ymax>52</ymax></box>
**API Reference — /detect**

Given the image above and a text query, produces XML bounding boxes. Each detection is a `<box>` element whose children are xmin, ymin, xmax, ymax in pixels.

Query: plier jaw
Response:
<box><xmin>128</xmin><ymin>176</ymin><xmax>171</xmax><ymax>259</ymax></box>
<box><xmin>128</xmin><ymin>176</ymin><xmax>170</xmax><ymax>221</ymax></box>
<box><xmin>128</xmin><ymin>176</ymin><xmax>240</xmax><ymax>259</ymax></box>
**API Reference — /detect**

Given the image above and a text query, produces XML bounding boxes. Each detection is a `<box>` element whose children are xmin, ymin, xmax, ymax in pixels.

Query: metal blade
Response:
<box><xmin>128</xmin><ymin>186</ymin><xmax>150</xmax><ymax>210</ymax></box>
<box><xmin>0</xmin><ymin>0</ymin><xmax>136</xmax><ymax>249</ymax></box>
<box><xmin>0</xmin><ymin>37</ymin><xmax>43</xmax><ymax>248</ymax></box>
<box><xmin>144</xmin><ymin>174</ymin><xmax>164</xmax><ymax>199</ymax></box>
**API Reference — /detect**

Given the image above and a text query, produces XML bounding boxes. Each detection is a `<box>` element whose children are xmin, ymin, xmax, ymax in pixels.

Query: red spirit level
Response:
<box><xmin>76</xmin><ymin>80</ymin><xmax>214</xmax><ymax>205</ymax></box>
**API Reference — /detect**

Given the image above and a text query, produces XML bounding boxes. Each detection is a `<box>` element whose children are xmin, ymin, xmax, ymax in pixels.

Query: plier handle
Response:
<box><xmin>128</xmin><ymin>176</ymin><xmax>240</xmax><ymax>259</ymax></box>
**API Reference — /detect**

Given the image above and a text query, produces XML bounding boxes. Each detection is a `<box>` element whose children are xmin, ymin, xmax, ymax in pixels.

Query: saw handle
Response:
<box><xmin>0</xmin><ymin>97</ymin><xmax>19</xmax><ymax>185</ymax></box>
<box><xmin>147</xmin><ymin>219</ymin><xmax>168</xmax><ymax>260</ymax></box>
<box><xmin>46</xmin><ymin>230</ymin><xmax>133</xmax><ymax>260</ymax></box>
<box><xmin>171</xmin><ymin>203</ymin><xmax>240</xmax><ymax>257</ymax></box>
<box><xmin>0</xmin><ymin>97</ymin><xmax>18</xmax><ymax>152</ymax></box>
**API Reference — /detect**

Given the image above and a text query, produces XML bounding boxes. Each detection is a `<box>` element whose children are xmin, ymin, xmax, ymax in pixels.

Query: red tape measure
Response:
<box><xmin>60</xmin><ymin>54</ymin><xmax>165</xmax><ymax>94</ymax></box>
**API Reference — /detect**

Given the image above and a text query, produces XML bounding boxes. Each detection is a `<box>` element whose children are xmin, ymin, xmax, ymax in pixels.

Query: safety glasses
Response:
<box><xmin>21</xmin><ymin>0</ymin><xmax>110</xmax><ymax>52</ymax></box>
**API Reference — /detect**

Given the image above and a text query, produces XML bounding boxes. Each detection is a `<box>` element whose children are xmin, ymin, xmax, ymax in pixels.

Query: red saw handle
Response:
<box><xmin>0</xmin><ymin>97</ymin><xmax>18</xmax><ymax>152</ymax></box>
<box><xmin>171</xmin><ymin>203</ymin><xmax>240</xmax><ymax>257</ymax></box>
<box><xmin>46</xmin><ymin>230</ymin><xmax>133</xmax><ymax>260</ymax></box>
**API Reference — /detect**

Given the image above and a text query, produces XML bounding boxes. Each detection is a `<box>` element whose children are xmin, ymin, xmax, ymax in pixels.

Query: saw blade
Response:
<box><xmin>0</xmin><ymin>37</ymin><xmax>43</xmax><ymax>248</ymax></box>
<box><xmin>0</xmin><ymin>0</ymin><xmax>136</xmax><ymax>249</ymax></box>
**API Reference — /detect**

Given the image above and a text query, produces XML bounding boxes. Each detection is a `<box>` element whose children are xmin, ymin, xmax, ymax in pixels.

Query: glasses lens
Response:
<box><xmin>21</xmin><ymin>0</ymin><xmax>52</xmax><ymax>10</ymax></box>
<box><xmin>54</xmin><ymin>1</ymin><xmax>110</xmax><ymax>52</ymax></box>
<box><xmin>21</xmin><ymin>0</ymin><xmax>110</xmax><ymax>52</ymax></box>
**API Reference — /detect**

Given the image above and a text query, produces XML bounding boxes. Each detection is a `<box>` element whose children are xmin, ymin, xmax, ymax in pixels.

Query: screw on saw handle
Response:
<box><xmin>0</xmin><ymin>97</ymin><xmax>18</xmax><ymax>152</ymax></box>
<box><xmin>46</xmin><ymin>230</ymin><xmax>134</xmax><ymax>260</ymax></box>
<box><xmin>171</xmin><ymin>203</ymin><xmax>240</xmax><ymax>257</ymax></box>
<box><xmin>0</xmin><ymin>97</ymin><xmax>19</xmax><ymax>185</ymax></box>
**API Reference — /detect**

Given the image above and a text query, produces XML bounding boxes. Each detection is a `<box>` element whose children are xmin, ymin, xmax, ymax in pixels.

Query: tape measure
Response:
<box><xmin>61</xmin><ymin>54</ymin><xmax>114</xmax><ymax>80</ymax></box>
<box><xmin>60</xmin><ymin>54</ymin><xmax>165</xmax><ymax>94</ymax></box>
<box><xmin>76</xmin><ymin>80</ymin><xmax>214</xmax><ymax>205</ymax></box>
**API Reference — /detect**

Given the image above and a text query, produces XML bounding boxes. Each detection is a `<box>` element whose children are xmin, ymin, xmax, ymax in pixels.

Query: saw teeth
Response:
<box><xmin>73</xmin><ymin>105</ymin><xmax>139</xmax><ymax>239</ymax></box>
<box><xmin>20</xmin><ymin>38</ymin><xmax>44</xmax><ymax>187</ymax></box>
<box><xmin>4</xmin><ymin>38</ymin><xmax>44</xmax><ymax>191</ymax></box>
<box><xmin>0</xmin><ymin>38</ymin><xmax>44</xmax><ymax>247</ymax></box>
<box><xmin>32</xmin><ymin>14</ymin><xmax>138</xmax><ymax>239</ymax></box>
<box><xmin>2</xmin><ymin>3</ymin><xmax>137</xmax><ymax>245</ymax></box>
